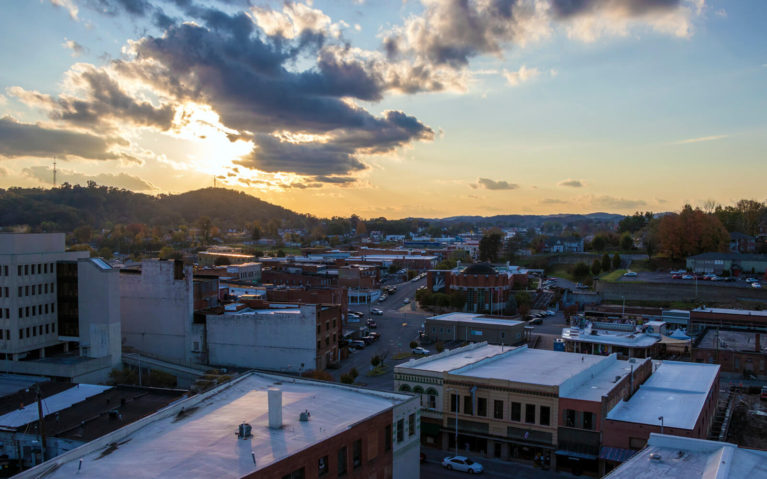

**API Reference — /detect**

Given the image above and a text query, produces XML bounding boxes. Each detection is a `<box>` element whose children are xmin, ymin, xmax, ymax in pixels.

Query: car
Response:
<box><xmin>362</xmin><ymin>335</ymin><xmax>377</xmax><ymax>345</ymax></box>
<box><xmin>442</xmin><ymin>456</ymin><xmax>483</xmax><ymax>474</ymax></box>
<box><xmin>378</xmin><ymin>295</ymin><xmax>387</xmax><ymax>303</ymax></box>
<box><xmin>682</xmin><ymin>274</ymin><xmax>694</xmax><ymax>280</ymax></box>
<box><xmin>347</xmin><ymin>316</ymin><xmax>360</xmax><ymax>323</ymax></box>
<box><xmin>711</xmin><ymin>276</ymin><xmax>725</xmax><ymax>281</ymax></box>
<box><xmin>753</xmin><ymin>282</ymin><xmax>762</xmax><ymax>289</ymax></box>
<box><xmin>545</xmin><ymin>310</ymin><xmax>556</xmax><ymax>316</ymax></box>
<box><xmin>412</xmin><ymin>346</ymin><xmax>430</xmax><ymax>355</ymax></box>
<box><xmin>746</xmin><ymin>277</ymin><xmax>759</xmax><ymax>283</ymax></box>
<box><xmin>349</xmin><ymin>340</ymin><xmax>366</xmax><ymax>349</ymax></box>
<box><xmin>529</xmin><ymin>317</ymin><xmax>542</xmax><ymax>325</ymax></box>
<box><xmin>371</xmin><ymin>308</ymin><xmax>384</xmax><ymax>315</ymax></box>
<box><xmin>366</xmin><ymin>320</ymin><xmax>377</xmax><ymax>329</ymax></box>
<box><xmin>403</xmin><ymin>298</ymin><xmax>410</xmax><ymax>304</ymax></box>
<box><xmin>623</xmin><ymin>271</ymin><xmax>638</xmax><ymax>277</ymax></box>
<box><xmin>761</xmin><ymin>386</ymin><xmax>767</xmax><ymax>401</ymax></box>
<box><xmin>368</xmin><ymin>331</ymin><xmax>380</xmax><ymax>340</ymax></box>
<box><xmin>671</xmin><ymin>274</ymin><xmax>683</xmax><ymax>279</ymax></box>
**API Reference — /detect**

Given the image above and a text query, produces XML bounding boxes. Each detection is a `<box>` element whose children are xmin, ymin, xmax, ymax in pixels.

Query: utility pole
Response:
<box><xmin>35</xmin><ymin>384</ymin><xmax>47</xmax><ymax>461</ymax></box>
<box><xmin>52</xmin><ymin>157</ymin><xmax>57</xmax><ymax>187</ymax></box>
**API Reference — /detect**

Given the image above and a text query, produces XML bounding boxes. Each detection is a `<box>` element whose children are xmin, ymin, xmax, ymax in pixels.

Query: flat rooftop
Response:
<box><xmin>560</xmin><ymin>357</ymin><xmax>640</xmax><ymax>402</ymax></box>
<box><xmin>697</xmin><ymin>329</ymin><xmax>765</xmax><ymax>352</ymax></box>
<box><xmin>396</xmin><ymin>343</ymin><xmax>508</xmax><ymax>373</ymax></box>
<box><xmin>562</xmin><ymin>327</ymin><xmax>659</xmax><ymax>348</ymax></box>
<box><xmin>429</xmin><ymin>312</ymin><xmax>524</xmax><ymax>327</ymax></box>
<box><xmin>36</xmin><ymin>373</ymin><xmax>411</xmax><ymax>479</ymax></box>
<box><xmin>605</xmin><ymin>434</ymin><xmax>767</xmax><ymax>479</ymax></box>
<box><xmin>692</xmin><ymin>307</ymin><xmax>767</xmax><ymax>318</ymax></box>
<box><xmin>451</xmin><ymin>346</ymin><xmax>608</xmax><ymax>387</ymax></box>
<box><xmin>607</xmin><ymin>361</ymin><xmax>719</xmax><ymax>430</ymax></box>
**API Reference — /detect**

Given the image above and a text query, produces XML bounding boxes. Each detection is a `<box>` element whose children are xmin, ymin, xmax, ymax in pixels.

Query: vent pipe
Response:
<box><xmin>268</xmin><ymin>388</ymin><xmax>282</xmax><ymax>429</ymax></box>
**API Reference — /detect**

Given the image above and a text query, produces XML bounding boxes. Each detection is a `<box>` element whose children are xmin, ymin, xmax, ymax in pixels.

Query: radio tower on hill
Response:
<box><xmin>52</xmin><ymin>157</ymin><xmax>57</xmax><ymax>187</ymax></box>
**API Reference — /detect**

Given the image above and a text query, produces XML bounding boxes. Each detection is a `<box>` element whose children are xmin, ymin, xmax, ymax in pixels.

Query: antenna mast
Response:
<box><xmin>52</xmin><ymin>157</ymin><xmax>57</xmax><ymax>187</ymax></box>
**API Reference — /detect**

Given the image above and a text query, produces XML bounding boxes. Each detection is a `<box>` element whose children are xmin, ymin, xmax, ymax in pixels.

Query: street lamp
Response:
<box><xmin>447</xmin><ymin>388</ymin><xmax>459</xmax><ymax>457</ymax></box>
<box><xmin>658</xmin><ymin>416</ymin><xmax>664</xmax><ymax>434</ymax></box>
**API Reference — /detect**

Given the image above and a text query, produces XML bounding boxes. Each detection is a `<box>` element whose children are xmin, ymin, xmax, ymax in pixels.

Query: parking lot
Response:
<box><xmin>616</xmin><ymin>271</ymin><xmax>763</xmax><ymax>288</ymax></box>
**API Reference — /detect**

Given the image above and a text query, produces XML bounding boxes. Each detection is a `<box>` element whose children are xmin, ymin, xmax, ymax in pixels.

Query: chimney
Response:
<box><xmin>756</xmin><ymin>334</ymin><xmax>761</xmax><ymax>353</ymax></box>
<box><xmin>268</xmin><ymin>388</ymin><xmax>282</xmax><ymax>429</ymax></box>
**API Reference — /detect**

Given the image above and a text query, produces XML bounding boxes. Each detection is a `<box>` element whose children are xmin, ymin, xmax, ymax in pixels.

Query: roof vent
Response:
<box><xmin>268</xmin><ymin>388</ymin><xmax>283</xmax><ymax>429</ymax></box>
<box><xmin>236</xmin><ymin>422</ymin><xmax>252</xmax><ymax>439</ymax></box>
<box><xmin>649</xmin><ymin>453</ymin><xmax>662</xmax><ymax>462</ymax></box>
<box><xmin>614</xmin><ymin>375</ymin><xmax>621</xmax><ymax>383</ymax></box>
<box><xmin>300</xmin><ymin>410</ymin><xmax>311</xmax><ymax>422</ymax></box>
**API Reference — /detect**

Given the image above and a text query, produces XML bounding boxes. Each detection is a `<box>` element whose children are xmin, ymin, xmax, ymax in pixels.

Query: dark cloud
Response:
<box><xmin>472</xmin><ymin>177</ymin><xmax>519</xmax><ymax>190</ymax></box>
<box><xmin>0</xmin><ymin>116</ymin><xmax>131</xmax><ymax>161</ymax></box>
<box><xmin>558</xmin><ymin>179</ymin><xmax>583</xmax><ymax>187</ymax></box>
<box><xmin>240</xmin><ymin>134</ymin><xmax>366</xmax><ymax>177</ymax></box>
<box><xmin>23</xmin><ymin>166</ymin><xmax>155</xmax><ymax>190</ymax></box>
<box><xmin>549</xmin><ymin>0</ymin><xmax>681</xmax><ymax>19</ymax></box>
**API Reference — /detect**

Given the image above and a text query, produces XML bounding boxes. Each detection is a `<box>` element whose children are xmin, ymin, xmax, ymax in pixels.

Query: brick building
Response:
<box><xmin>692</xmin><ymin>330</ymin><xmax>766</xmax><ymax>378</ymax></box>
<box><xmin>427</xmin><ymin>263</ymin><xmax>528</xmax><ymax>314</ymax></box>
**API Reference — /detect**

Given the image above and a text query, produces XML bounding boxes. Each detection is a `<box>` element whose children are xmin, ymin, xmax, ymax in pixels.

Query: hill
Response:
<box><xmin>0</xmin><ymin>185</ymin><xmax>315</xmax><ymax>232</ymax></box>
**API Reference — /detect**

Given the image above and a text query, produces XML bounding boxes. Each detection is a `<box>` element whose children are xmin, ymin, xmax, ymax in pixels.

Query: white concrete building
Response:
<box><xmin>0</xmin><ymin>234</ymin><xmax>121</xmax><ymax>382</ymax></box>
<box><xmin>119</xmin><ymin>260</ymin><xmax>196</xmax><ymax>365</ymax></box>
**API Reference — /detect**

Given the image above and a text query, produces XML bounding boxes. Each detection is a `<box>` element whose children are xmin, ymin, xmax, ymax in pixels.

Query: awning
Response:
<box><xmin>599</xmin><ymin>446</ymin><xmax>637</xmax><ymax>463</ymax></box>
<box><xmin>555</xmin><ymin>450</ymin><xmax>598</xmax><ymax>461</ymax></box>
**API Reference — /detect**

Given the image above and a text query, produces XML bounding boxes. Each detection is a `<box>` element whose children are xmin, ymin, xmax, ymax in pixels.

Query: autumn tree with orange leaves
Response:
<box><xmin>657</xmin><ymin>205</ymin><xmax>729</xmax><ymax>260</ymax></box>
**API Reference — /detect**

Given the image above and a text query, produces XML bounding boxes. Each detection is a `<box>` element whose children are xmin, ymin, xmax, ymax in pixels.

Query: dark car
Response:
<box><xmin>366</xmin><ymin>320</ymin><xmax>377</xmax><ymax>329</ymax></box>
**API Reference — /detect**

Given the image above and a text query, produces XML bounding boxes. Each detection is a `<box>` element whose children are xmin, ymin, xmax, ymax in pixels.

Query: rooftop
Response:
<box><xmin>429</xmin><ymin>312</ymin><xmax>524</xmax><ymax>327</ymax></box>
<box><xmin>31</xmin><ymin>372</ymin><xmax>412</xmax><ymax>479</ymax></box>
<box><xmin>607</xmin><ymin>361</ymin><xmax>720</xmax><ymax>430</ymax></box>
<box><xmin>451</xmin><ymin>346</ymin><xmax>608</xmax><ymax>388</ymax></box>
<box><xmin>461</xmin><ymin>262</ymin><xmax>497</xmax><ymax>275</ymax></box>
<box><xmin>395</xmin><ymin>342</ymin><xmax>508</xmax><ymax>373</ymax></box>
<box><xmin>696</xmin><ymin>329</ymin><xmax>765</xmax><ymax>352</ymax></box>
<box><xmin>561</xmin><ymin>326</ymin><xmax>659</xmax><ymax>348</ymax></box>
<box><xmin>560</xmin><ymin>356</ymin><xmax>643</xmax><ymax>402</ymax></box>
<box><xmin>692</xmin><ymin>307</ymin><xmax>767</xmax><ymax>318</ymax></box>
<box><xmin>604</xmin><ymin>434</ymin><xmax>767</xmax><ymax>479</ymax></box>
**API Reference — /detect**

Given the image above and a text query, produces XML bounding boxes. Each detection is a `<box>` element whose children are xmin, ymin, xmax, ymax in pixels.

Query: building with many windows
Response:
<box><xmin>0</xmin><ymin>234</ymin><xmax>121</xmax><ymax>382</ymax></box>
<box><xmin>17</xmin><ymin>372</ymin><xmax>420</xmax><ymax>479</ymax></box>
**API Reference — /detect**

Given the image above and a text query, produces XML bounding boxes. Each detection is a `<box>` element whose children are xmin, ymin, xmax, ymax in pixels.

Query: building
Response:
<box><xmin>394</xmin><ymin>343</ymin><xmax>508</xmax><ymax>447</ymax></box>
<box><xmin>543</xmin><ymin>237</ymin><xmax>584</xmax><ymax>253</ymax></box>
<box><xmin>603</xmin><ymin>361</ymin><xmax>720</xmax><ymax>454</ymax></box>
<box><xmin>0</xmin><ymin>377</ymin><xmax>183</xmax><ymax>472</ymax></box>
<box><xmin>0</xmin><ymin>234</ymin><xmax>121</xmax><ymax>382</ymax></box>
<box><xmin>561</xmin><ymin>321</ymin><xmax>661</xmax><ymax>359</ymax></box>
<box><xmin>197</xmin><ymin>247</ymin><xmax>256</xmax><ymax>267</ymax></box>
<box><xmin>604</xmin><ymin>433</ymin><xmax>767</xmax><ymax>479</ymax></box>
<box><xmin>689</xmin><ymin>306</ymin><xmax>767</xmax><ymax>334</ymax></box>
<box><xmin>425</xmin><ymin>312</ymin><xmax>526</xmax><ymax>345</ymax></box>
<box><xmin>202</xmin><ymin>300</ymin><xmax>343</xmax><ymax>372</ymax></box>
<box><xmin>427</xmin><ymin>262</ymin><xmax>528</xmax><ymax>314</ymax></box>
<box><xmin>686</xmin><ymin>252</ymin><xmax>767</xmax><ymax>275</ymax></box>
<box><xmin>17</xmin><ymin>372</ymin><xmax>420</xmax><ymax>479</ymax></box>
<box><xmin>692</xmin><ymin>329</ymin><xmax>766</xmax><ymax>377</ymax></box>
<box><xmin>729</xmin><ymin>232</ymin><xmax>757</xmax><ymax>253</ymax></box>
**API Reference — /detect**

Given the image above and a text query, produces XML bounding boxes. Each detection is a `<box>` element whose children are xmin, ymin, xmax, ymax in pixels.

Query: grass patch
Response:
<box><xmin>366</xmin><ymin>365</ymin><xmax>389</xmax><ymax>377</ymax></box>
<box><xmin>548</xmin><ymin>266</ymin><xmax>575</xmax><ymax>281</ymax></box>
<box><xmin>627</xmin><ymin>260</ymin><xmax>654</xmax><ymax>272</ymax></box>
<box><xmin>392</xmin><ymin>352</ymin><xmax>413</xmax><ymax>360</ymax></box>
<box><xmin>601</xmin><ymin>269</ymin><xmax>627</xmax><ymax>282</ymax></box>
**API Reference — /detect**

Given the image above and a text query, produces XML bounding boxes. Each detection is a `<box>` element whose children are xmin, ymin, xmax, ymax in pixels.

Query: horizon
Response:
<box><xmin>1</xmin><ymin>1</ymin><xmax>765</xmax><ymax>218</ymax></box>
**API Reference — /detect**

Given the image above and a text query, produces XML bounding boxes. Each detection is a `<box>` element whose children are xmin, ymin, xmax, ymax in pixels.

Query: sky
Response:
<box><xmin>0</xmin><ymin>0</ymin><xmax>765</xmax><ymax>219</ymax></box>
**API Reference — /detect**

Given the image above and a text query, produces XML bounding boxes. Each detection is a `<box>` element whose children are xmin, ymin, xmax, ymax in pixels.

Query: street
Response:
<box><xmin>332</xmin><ymin>276</ymin><xmax>430</xmax><ymax>390</ymax></box>
<box><xmin>421</xmin><ymin>450</ymin><xmax>578</xmax><ymax>479</ymax></box>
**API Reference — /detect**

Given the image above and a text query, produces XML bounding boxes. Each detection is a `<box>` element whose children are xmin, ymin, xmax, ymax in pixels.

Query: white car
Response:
<box><xmin>753</xmin><ymin>282</ymin><xmax>762</xmax><ymax>289</ymax></box>
<box><xmin>442</xmin><ymin>456</ymin><xmax>483</xmax><ymax>474</ymax></box>
<box><xmin>623</xmin><ymin>271</ymin><xmax>638</xmax><ymax>277</ymax></box>
<box><xmin>412</xmin><ymin>346</ymin><xmax>430</xmax><ymax>355</ymax></box>
<box><xmin>371</xmin><ymin>308</ymin><xmax>384</xmax><ymax>315</ymax></box>
<box><xmin>746</xmin><ymin>277</ymin><xmax>759</xmax><ymax>283</ymax></box>
<box><xmin>403</xmin><ymin>298</ymin><xmax>411</xmax><ymax>304</ymax></box>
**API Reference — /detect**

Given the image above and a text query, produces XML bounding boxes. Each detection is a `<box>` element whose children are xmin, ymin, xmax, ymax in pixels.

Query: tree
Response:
<box><xmin>350</xmin><ymin>367</ymin><xmax>359</xmax><ymax>378</ymax></box>
<box><xmin>158</xmin><ymin>246</ymin><xmax>181</xmax><ymax>260</ymax></box>
<box><xmin>478</xmin><ymin>232</ymin><xmax>503</xmax><ymax>262</ymax></box>
<box><xmin>98</xmin><ymin>247</ymin><xmax>113</xmax><ymax>260</ymax></box>
<box><xmin>601</xmin><ymin>253</ymin><xmax>611</xmax><ymax>272</ymax></box>
<box><xmin>658</xmin><ymin>205</ymin><xmax>729</xmax><ymax>260</ymax></box>
<box><xmin>340</xmin><ymin>373</ymin><xmax>354</xmax><ymax>384</ymax></box>
<box><xmin>251</xmin><ymin>224</ymin><xmax>261</xmax><ymax>241</ymax></box>
<box><xmin>591</xmin><ymin>235</ymin><xmax>607</xmax><ymax>252</ymax></box>
<box><xmin>620</xmin><ymin>233</ymin><xmax>634</xmax><ymax>251</ymax></box>
<box><xmin>409</xmin><ymin>341</ymin><xmax>418</xmax><ymax>349</ymax></box>
<box><xmin>196</xmin><ymin>216</ymin><xmax>212</xmax><ymax>244</ymax></box>
<box><xmin>573</xmin><ymin>262</ymin><xmax>591</xmax><ymax>282</ymax></box>
<box><xmin>73</xmin><ymin>225</ymin><xmax>92</xmax><ymax>244</ymax></box>
<box><xmin>371</xmin><ymin>355</ymin><xmax>381</xmax><ymax>367</ymax></box>
<box><xmin>591</xmin><ymin>259</ymin><xmax>601</xmax><ymax>276</ymax></box>
<box><xmin>612</xmin><ymin>253</ymin><xmax>621</xmax><ymax>270</ymax></box>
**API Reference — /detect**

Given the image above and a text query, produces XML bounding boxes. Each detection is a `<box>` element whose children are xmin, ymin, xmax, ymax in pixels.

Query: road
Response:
<box><xmin>332</xmin><ymin>276</ymin><xmax>430</xmax><ymax>390</ymax></box>
<box><xmin>421</xmin><ymin>453</ymin><xmax>576</xmax><ymax>479</ymax></box>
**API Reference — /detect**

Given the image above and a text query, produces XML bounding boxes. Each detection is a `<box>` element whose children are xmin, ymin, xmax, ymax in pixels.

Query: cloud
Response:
<box><xmin>23</xmin><ymin>166</ymin><xmax>155</xmax><ymax>191</ymax></box>
<box><xmin>715</xmin><ymin>9</ymin><xmax>727</xmax><ymax>18</ymax></box>
<box><xmin>62</xmin><ymin>39</ymin><xmax>86</xmax><ymax>57</ymax></box>
<box><xmin>49</xmin><ymin>0</ymin><xmax>78</xmax><ymax>20</ymax></box>
<box><xmin>673</xmin><ymin>134</ymin><xmax>728</xmax><ymax>145</ymax></box>
<box><xmin>472</xmin><ymin>177</ymin><xmax>519</xmax><ymax>190</ymax></box>
<box><xmin>585</xmin><ymin>194</ymin><xmax>646</xmax><ymax>210</ymax></box>
<box><xmin>503</xmin><ymin>65</ymin><xmax>540</xmax><ymax>86</ymax></box>
<box><xmin>558</xmin><ymin>178</ymin><xmax>584</xmax><ymax>187</ymax></box>
<box><xmin>540</xmin><ymin>198</ymin><xmax>568</xmax><ymax>205</ymax></box>
<box><xmin>0</xmin><ymin>116</ymin><xmax>133</xmax><ymax>161</ymax></box>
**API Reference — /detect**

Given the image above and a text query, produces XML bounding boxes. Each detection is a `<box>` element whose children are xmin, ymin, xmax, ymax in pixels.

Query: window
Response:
<box><xmin>25</xmin><ymin>265</ymin><xmax>29</xmax><ymax>275</ymax></box>
<box><xmin>396</xmin><ymin>418</ymin><xmax>404</xmax><ymax>442</ymax></box>
<box><xmin>18</xmin><ymin>265</ymin><xmax>22</xmax><ymax>275</ymax></box>
<box><xmin>385</xmin><ymin>425</ymin><xmax>392</xmax><ymax>451</ymax></box>
<box><xmin>525</xmin><ymin>404</ymin><xmax>535</xmax><ymax>424</ymax></box>
<box><xmin>337</xmin><ymin>447</ymin><xmax>348</xmax><ymax>476</ymax></box>
<box><xmin>19</xmin><ymin>308</ymin><xmax>23</xmax><ymax>319</ymax></box>
<box><xmin>540</xmin><ymin>406</ymin><xmax>550</xmax><ymax>426</ymax></box>
<box><xmin>353</xmin><ymin>439</ymin><xmax>362</xmax><ymax>468</ymax></box>
<box><xmin>463</xmin><ymin>396</ymin><xmax>473</xmax><ymax>415</ymax></box>
<box><xmin>408</xmin><ymin>413</ymin><xmax>416</xmax><ymax>437</ymax></box>
<box><xmin>281</xmin><ymin>467</ymin><xmax>305</xmax><ymax>479</ymax></box>
<box><xmin>18</xmin><ymin>286</ymin><xmax>22</xmax><ymax>297</ymax></box>
<box><xmin>450</xmin><ymin>394</ymin><xmax>459</xmax><ymax>413</ymax></box>
<box><xmin>583</xmin><ymin>412</ymin><xmax>593</xmax><ymax>430</ymax></box>
<box><xmin>318</xmin><ymin>456</ymin><xmax>328</xmax><ymax>476</ymax></box>
<box><xmin>511</xmin><ymin>402</ymin><xmax>521</xmax><ymax>421</ymax></box>
<box><xmin>494</xmin><ymin>400</ymin><xmax>504</xmax><ymax>419</ymax></box>
<box><xmin>565</xmin><ymin>409</ymin><xmax>576</xmax><ymax>428</ymax></box>
<box><xmin>477</xmin><ymin>397</ymin><xmax>487</xmax><ymax>417</ymax></box>
<box><xmin>429</xmin><ymin>394</ymin><xmax>436</xmax><ymax>409</ymax></box>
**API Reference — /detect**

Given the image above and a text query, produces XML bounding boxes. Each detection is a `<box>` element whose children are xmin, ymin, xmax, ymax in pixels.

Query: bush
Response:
<box><xmin>612</xmin><ymin>253</ymin><xmax>621</xmax><ymax>270</ymax></box>
<box><xmin>340</xmin><ymin>373</ymin><xmax>354</xmax><ymax>384</ymax></box>
<box><xmin>591</xmin><ymin>259</ymin><xmax>601</xmax><ymax>276</ymax></box>
<box><xmin>371</xmin><ymin>355</ymin><xmax>381</xmax><ymax>367</ymax></box>
<box><xmin>572</xmin><ymin>262</ymin><xmax>591</xmax><ymax>282</ymax></box>
<box><xmin>409</xmin><ymin>341</ymin><xmax>418</xmax><ymax>349</ymax></box>
<box><xmin>350</xmin><ymin>367</ymin><xmax>359</xmax><ymax>378</ymax></box>
<box><xmin>435</xmin><ymin>342</ymin><xmax>445</xmax><ymax>353</ymax></box>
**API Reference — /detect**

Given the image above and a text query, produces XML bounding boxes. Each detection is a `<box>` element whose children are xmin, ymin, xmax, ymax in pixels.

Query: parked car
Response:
<box><xmin>761</xmin><ymin>386</ymin><xmax>767</xmax><ymax>400</ymax></box>
<box><xmin>746</xmin><ymin>277</ymin><xmax>759</xmax><ymax>283</ymax></box>
<box><xmin>753</xmin><ymin>282</ymin><xmax>762</xmax><ymax>289</ymax></box>
<box><xmin>413</xmin><ymin>346</ymin><xmax>430</xmax><ymax>355</ymax></box>
<box><xmin>368</xmin><ymin>331</ymin><xmax>380</xmax><ymax>340</ymax></box>
<box><xmin>671</xmin><ymin>274</ymin><xmax>683</xmax><ymax>279</ymax></box>
<box><xmin>403</xmin><ymin>298</ymin><xmax>411</xmax><ymax>304</ymax></box>
<box><xmin>442</xmin><ymin>456</ymin><xmax>483</xmax><ymax>474</ymax></box>
<box><xmin>378</xmin><ymin>295</ymin><xmax>387</xmax><ymax>303</ymax></box>
<box><xmin>349</xmin><ymin>340</ymin><xmax>366</xmax><ymax>349</ymax></box>
<box><xmin>623</xmin><ymin>271</ymin><xmax>638</xmax><ymax>277</ymax></box>
<box><xmin>682</xmin><ymin>274</ymin><xmax>694</xmax><ymax>280</ymax></box>
<box><xmin>366</xmin><ymin>320</ymin><xmax>377</xmax><ymax>329</ymax></box>
<box><xmin>362</xmin><ymin>335</ymin><xmax>377</xmax><ymax>345</ymax></box>
<box><xmin>371</xmin><ymin>308</ymin><xmax>384</xmax><ymax>315</ymax></box>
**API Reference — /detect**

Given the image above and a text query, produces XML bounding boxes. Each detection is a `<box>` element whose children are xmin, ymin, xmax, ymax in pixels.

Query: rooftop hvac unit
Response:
<box><xmin>236</xmin><ymin>423</ymin><xmax>252</xmax><ymax>439</ymax></box>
